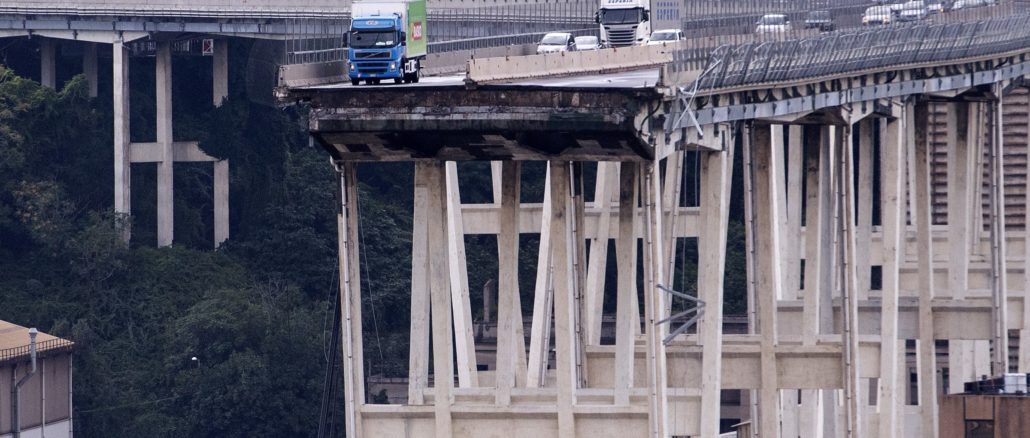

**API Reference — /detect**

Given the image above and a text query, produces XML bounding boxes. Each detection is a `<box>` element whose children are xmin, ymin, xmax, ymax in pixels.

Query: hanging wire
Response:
<box><xmin>357</xmin><ymin>190</ymin><xmax>387</xmax><ymax>379</ymax></box>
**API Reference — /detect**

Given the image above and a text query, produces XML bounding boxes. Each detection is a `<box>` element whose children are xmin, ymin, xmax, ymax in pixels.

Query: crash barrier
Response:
<box><xmin>425</xmin><ymin>44</ymin><xmax>538</xmax><ymax>76</ymax></box>
<box><xmin>466</xmin><ymin>43</ymin><xmax>681</xmax><ymax>83</ymax></box>
<box><xmin>685</xmin><ymin>12</ymin><xmax>1030</xmax><ymax>90</ymax></box>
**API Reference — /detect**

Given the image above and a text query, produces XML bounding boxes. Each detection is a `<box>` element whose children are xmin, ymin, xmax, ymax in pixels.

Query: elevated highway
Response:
<box><xmin>281</xmin><ymin>9</ymin><xmax>1030</xmax><ymax>438</ymax></box>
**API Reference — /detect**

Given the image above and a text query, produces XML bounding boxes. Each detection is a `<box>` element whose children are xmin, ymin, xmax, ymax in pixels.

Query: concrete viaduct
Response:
<box><xmin>278</xmin><ymin>9</ymin><xmax>1030</xmax><ymax>438</ymax></box>
<box><xmin>0</xmin><ymin>0</ymin><xmax>592</xmax><ymax>247</ymax></box>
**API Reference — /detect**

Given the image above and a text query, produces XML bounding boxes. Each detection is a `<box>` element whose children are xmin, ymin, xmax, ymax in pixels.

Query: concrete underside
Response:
<box><xmin>287</xmin><ymin>86</ymin><xmax>661</xmax><ymax>162</ymax></box>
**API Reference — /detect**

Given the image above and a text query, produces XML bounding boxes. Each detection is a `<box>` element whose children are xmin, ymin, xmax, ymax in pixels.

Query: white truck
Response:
<box><xmin>595</xmin><ymin>0</ymin><xmax>651</xmax><ymax>47</ymax></box>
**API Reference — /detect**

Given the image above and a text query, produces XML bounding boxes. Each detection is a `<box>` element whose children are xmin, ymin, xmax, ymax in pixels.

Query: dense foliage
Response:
<box><xmin>0</xmin><ymin>40</ymin><xmax>748</xmax><ymax>437</ymax></box>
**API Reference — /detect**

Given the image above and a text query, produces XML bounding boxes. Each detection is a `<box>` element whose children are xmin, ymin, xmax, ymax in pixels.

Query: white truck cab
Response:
<box><xmin>596</xmin><ymin>0</ymin><xmax>651</xmax><ymax>47</ymax></box>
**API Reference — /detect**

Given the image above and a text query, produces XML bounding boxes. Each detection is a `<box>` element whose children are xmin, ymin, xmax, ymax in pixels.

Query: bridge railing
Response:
<box><xmin>671</xmin><ymin>12</ymin><xmax>1030</xmax><ymax>90</ymax></box>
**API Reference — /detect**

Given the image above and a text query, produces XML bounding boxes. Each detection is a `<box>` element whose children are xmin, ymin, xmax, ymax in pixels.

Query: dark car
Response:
<box><xmin>804</xmin><ymin>10</ymin><xmax>835</xmax><ymax>31</ymax></box>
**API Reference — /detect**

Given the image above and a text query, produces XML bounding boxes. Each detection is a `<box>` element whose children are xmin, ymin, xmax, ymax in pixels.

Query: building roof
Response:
<box><xmin>0</xmin><ymin>320</ymin><xmax>74</xmax><ymax>365</ymax></box>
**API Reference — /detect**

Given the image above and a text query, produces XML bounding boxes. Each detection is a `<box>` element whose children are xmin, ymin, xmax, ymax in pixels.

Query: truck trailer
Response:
<box><xmin>347</xmin><ymin>0</ymin><xmax>427</xmax><ymax>85</ymax></box>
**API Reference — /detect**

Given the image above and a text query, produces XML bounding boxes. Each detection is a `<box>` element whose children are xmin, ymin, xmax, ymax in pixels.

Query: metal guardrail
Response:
<box><xmin>0</xmin><ymin>338</ymin><xmax>74</xmax><ymax>365</ymax></box>
<box><xmin>679</xmin><ymin>12</ymin><xmax>1030</xmax><ymax>90</ymax></box>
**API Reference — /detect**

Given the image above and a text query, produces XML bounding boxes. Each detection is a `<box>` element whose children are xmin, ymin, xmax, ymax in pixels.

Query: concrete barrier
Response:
<box><xmin>465</xmin><ymin>42</ymin><xmax>679</xmax><ymax>83</ymax></box>
<box><xmin>424</xmin><ymin>43</ymin><xmax>537</xmax><ymax>76</ymax></box>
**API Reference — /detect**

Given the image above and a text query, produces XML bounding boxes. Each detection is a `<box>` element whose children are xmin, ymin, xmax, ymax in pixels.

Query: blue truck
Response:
<box><xmin>347</xmin><ymin>0</ymin><xmax>427</xmax><ymax>85</ymax></box>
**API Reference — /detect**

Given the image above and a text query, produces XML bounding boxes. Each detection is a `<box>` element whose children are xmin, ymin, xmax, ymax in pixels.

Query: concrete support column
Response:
<box><xmin>113</xmin><ymin>42</ymin><xmax>131</xmax><ymax>242</ymax></box>
<box><xmin>614</xmin><ymin>162</ymin><xmax>638</xmax><ymax>406</ymax></box>
<box><xmin>408</xmin><ymin>163</ymin><xmax>431</xmax><ymax>405</ymax></box>
<box><xmin>212</xmin><ymin>39</ymin><xmax>229</xmax><ymax>106</ymax></box>
<box><xmin>82</xmin><ymin>42</ymin><xmax>98</xmax><ymax>98</ymax></box>
<box><xmin>337</xmin><ymin>162</ymin><xmax>365</xmax><ymax>438</ymax></box>
<box><xmin>214</xmin><ymin>160</ymin><xmax>229</xmax><ymax>248</ymax></box>
<box><xmin>1022</xmin><ymin>89</ymin><xmax>1030</xmax><ymax>372</ymax></box>
<box><xmin>495</xmin><ymin>161</ymin><xmax>522</xmax><ymax>406</ymax></box>
<box><xmin>912</xmin><ymin>99</ymin><xmax>940</xmax><ymax>438</ymax></box>
<box><xmin>856</xmin><ymin>119</ymin><xmax>874</xmax><ymax>300</ymax></box>
<box><xmin>641</xmin><ymin>161</ymin><xmax>669</xmax><ymax>438</ymax></box>
<box><xmin>750</xmin><ymin>123</ymin><xmax>782</xmax><ymax>438</ymax></box>
<box><xmin>424</xmin><ymin>162</ymin><xmax>454</xmax><ymax>437</ymax></box>
<box><xmin>527</xmin><ymin>166</ymin><xmax>553</xmax><ymax>388</ymax></box>
<box><xmin>39</xmin><ymin>38</ymin><xmax>56</xmax><ymax>89</ymax></box>
<box><xmin>156</xmin><ymin>42</ymin><xmax>174</xmax><ymax>247</ymax></box>
<box><xmin>879</xmin><ymin>110</ymin><xmax>905</xmax><ymax>438</ymax></box>
<box><xmin>800</xmin><ymin>125</ymin><xmax>829</xmax><ymax>438</ymax></box>
<box><xmin>838</xmin><ymin>122</ymin><xmax>862</xmax><ymax>438</ymax></box>
<box><xmin>698</xmin><ymin>133</ymin><xmax>735</xmax><ymax>438</ymax></box>
<box><xmin>445</xmin><ymin>163</ymin><xmax>479</xmax><ymax>388</ymax></box>
<box><xmin>585</xmin><ymin>162</ymin><xmax>617</xmax><ymax>346</ymax></box>
<box><xmin>548</xmin><ymin>161</ymin><xmax>578</xmax><ymax>437</ymax></box>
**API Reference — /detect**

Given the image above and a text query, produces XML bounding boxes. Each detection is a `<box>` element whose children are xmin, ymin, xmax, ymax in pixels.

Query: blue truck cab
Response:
<box><xmin>347</xmin><ymin>0</ymin><xmax>427</xmax><ymax>85</ymax></box>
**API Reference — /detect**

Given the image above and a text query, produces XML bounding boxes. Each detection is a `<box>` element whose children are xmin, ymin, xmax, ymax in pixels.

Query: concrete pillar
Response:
<box><xmin>214</xmin><ymin>160</ymin><xmax>229</xmax><ymax>247</ymax></box>
<box><xmin>425</xmin><ymin>162</ymin><xmax>454</xmax><ymax>437</ymax></box>
<box><xmin>585</xmin><ymin>162</ymin><xmax>617</xmax><ymax>346</ymax></box>
<box><xmin>495</xmin><ymin>161</ymin><xmax>521</xmax><ymax>406</ymax></box>
<box><xmin>39</xmin><ymin>38</ymin><xmax>56</xmax><ymax>89</ymax></box>
<box><xmin>912</xmin><ymin>99</ymin><xmax>940</xmax><ymax>438</ymax></box>
<box><xmin>82</xmin><ymin>42</ymin><xmax>98</xmax><ymax>98</ymax></box>
<box><xmin>155</xmin><ymin>43</ymin><xmax>174</xmax><ymax>247</ymax></box>
<box><xmin>698</xmin><ymin>134</ymin><xmax>735</xmax><ymax>438</ymax></box>
<box><xmin>408</xmin><ymin>163</ymin><xmax>431</xmax><ymax>405</ymax></box>
<box><xmin>614</xmin><ymin>162</ymin><xmax>638</xmax><ymax>406</ymax></box>
<box><xmin>856</xmin><ymin>119</ymin><xmax>874</xmax><ymax>300</ymax></box>
<box><xmin>527</xmin><ymin>166</ymin><xmax>553</xmax><ymax>388</ymax></box>
<box><xmin>641</xmin><ymin>161</ymin><xmax>669</xmax><ymax>438</ymax></box>
<box><xmin>548</xmin><ymin>161</ymin><xmax>578</xmax><ymax>437</ymax></box>
<box><xmin>113</xmin><ymin>42</ymin><xmax>131</xmax><ymax>242</ymax></box>
<box><xmin>838</xmin><ymin>122</ymin><xmax>862</xmax><ymax>438</ymax></box>
<box><xmin>156</xmin><ymin>42</ymin><xmax>174</xmax><ymax>247</ymax></box>
<box><xmin>337</xmin><ymin>163</ymin><xmax>365</xmax><ymax>438</ymax></box>
<box><xmin>212</xmin><ymin>39</ymin><xmax>229</xmax><ymax>107</ymax></box>
<box><xmin>879</xmin><ymin>111</ymin><xmax>904</xmax><ymax>438</ymax></box>
<box><xmin>750</xmin><ymin>123</ymin><xmax>782</xmax><ymax>438</ymax></box>
<box><xmin>444</xmin><ymin>163</ymin><xmax>479</xmax><ymax>388</ymax></box>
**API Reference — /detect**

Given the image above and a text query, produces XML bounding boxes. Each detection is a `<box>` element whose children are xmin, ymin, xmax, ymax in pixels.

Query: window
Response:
<box><xmin>350</xmin><ymin>30</ymin><xmax>399</xmax><ymax>48</ymax></box>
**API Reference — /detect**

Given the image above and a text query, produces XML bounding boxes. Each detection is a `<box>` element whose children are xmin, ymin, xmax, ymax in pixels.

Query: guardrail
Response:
<box><xmin>683</xmin><ymin>12</ymin><xmax>1030</xmax><ymax>90</ymax></box>
<box><xmin>466</xmin><ymin>43</ymin><xmax>678</xmax><ymax>83</ymax></box>
<box><xmin>0</xmin><ymin>338</ymin><xmax>74</xmax><ymax>365</ymax></box>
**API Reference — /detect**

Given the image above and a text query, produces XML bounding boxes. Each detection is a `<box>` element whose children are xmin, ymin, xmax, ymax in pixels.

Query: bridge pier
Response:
<box><xmin>82</xmin><ymin>42</ymin><xmax>98</xmax><ymax>98</ymax></box>
<box><xmin>111</xmin><ymin>40</ymin><xmax>231</xmax><ymax>248</ymax></box>
<box><xmin>39</xmin><ymin>38</ymin><xmax>55</xmax><ymax>89</ymax></box>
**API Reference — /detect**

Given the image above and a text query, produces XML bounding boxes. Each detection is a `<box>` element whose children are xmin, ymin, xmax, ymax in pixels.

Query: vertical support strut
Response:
<box><xmin>39</xmin><ymin>38</ymin><xmax>56</xmax><ymax>89</ymax></box>
<box><xmin>913</xmin><ymin>99</ymin><xmax>940</xmax><ymax>438</ymax></box>
<box><xmin>337</xmin><ymin>162</ymin><xmax>365</xmax><ymax>438</ymax></box>
<box><xmin>838</xmin><ymin>121</ymin><xmax>862</xmax><ymax>438</ymax></box>
<box><xmin>750</xmin><ymin>123</ymin><xmax>782</xmax><ymax>438</ymax></box>
<box><xmin>527</xmin><ymin>167</ymin><xmax>554</xmax><ymax>388</ymax></box>
<box><xmin>445</xmin><ymin>162</ymin><xmax>480</xmax><ymax>388</ymax></box>
<box><xmin>800</xmin><ymin>124</ymin><xmax>829</xmax><ymax>438</ymax></box>
<box><xmin>426</xmin><ymin>162</ymin><xmax>454</xmax><ymax>437</ymax></box>
<box><xmin>642</xmin><ymin>161</ymin><xmax>669</xmax><ymax>438</ymax></box>
<box><xmin>879</xmin><ymin>109</ymin><xmax>905</xmax><ymax>438</ymax></box>
<box><xmin>615</xmin><ymin>162</ymin><xmax>639</xmax><ymax>406</ymax></box>
<box><xmin>83</xmin><ymin>42</ymin><xmax>98</xmax><ymax>98</ymax></box>
<box><xmin>586</xmin><ymin>162</ymin><xmax>618</xmax><ymax>345</ymax></box>
<box><xmin>156</xmin><ymin>42</ymin><xmax>174</xmax><ymax>247</ymax></box>
<box><xmin>408</xmin><ymin>163</ymin><xmax>432</xmax><ymax>405</ymax></box>
<box><xmin>113</xmin><ymin>41</ymin><xmax>131</xmax><ymax>242</ymax></box>
<box><xmin>496</xmin><ymin>161</ymin><xmax>522</xmax><ymax>406</ymax></box>
<box><xmin>549</xmin><ymin>161</ymin><xmax>578</xmax><ymax>437</ymax></box>
<box><xmin>698</xmin><ymin>129</ymin><xmax>735</xmax><ymax>438</ymax></box>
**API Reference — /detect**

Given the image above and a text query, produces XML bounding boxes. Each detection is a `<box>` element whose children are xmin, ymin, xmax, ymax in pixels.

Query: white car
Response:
<box><xmin>755</xmin><ymin>14</ymin><xmax>792</xmax><ymax>33</ymax></box>
<box><xmin>898</xmin><ymin>1</ymin><xmax>928</xmax><ymax>21</ymax></box>
<box><xmin>646</xmin><ymin>29</ymin><xmax>684</xmax><ymax>45</ymax></box>
<box><xmin>537</xmin><ymin>32</ymin><xmax>574</xmax><ymax>54</ymax></box>
<box><xmin>573</xmin><ymin>35</ymin><xmax>601</xmax><ymax>51</ymax></box>
<box><xmin>863</xmin><ymin>5</ymin><xmax>893</xmax><ymax>24</ymax></box>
